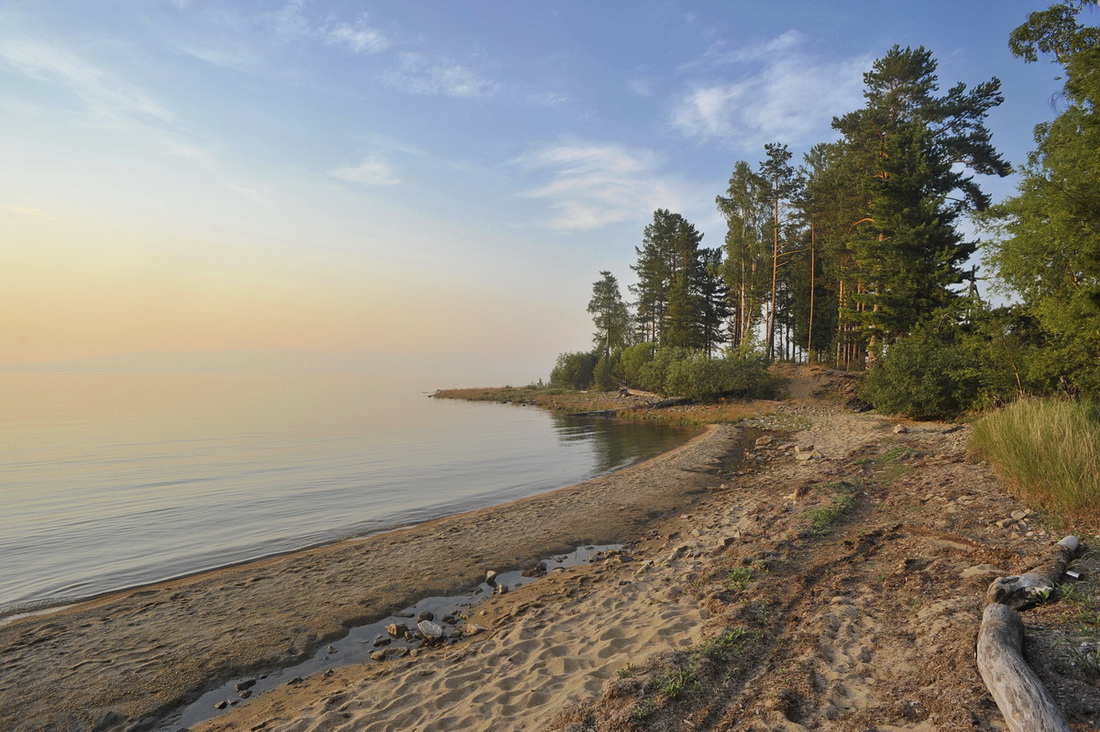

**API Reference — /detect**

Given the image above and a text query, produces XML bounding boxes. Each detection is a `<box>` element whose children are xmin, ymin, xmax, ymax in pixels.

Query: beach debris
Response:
<box><xmin>418</xmin><ymin>620</ymin><xmax>444</xmax><ymax>640</ymax></box>
<box><xmin>463</xmin><ymin>624</ymin><xmax>489</xmax><ymax>637</ymax></box>
<box><xmin>485</xmin><ymin>570</ymin><xmax>498</xmax><ymax>584</ymax></box>
<box><xmin>234</xmin><ymin>679</ymin><xmax>257</xmax><ymax>693</ymax></box>
<box><xmin>215</xmin><ymin>701</ymin><xmax>228</xmax><ymax>710</ymax></box>
<box><xmin>893</xmin><ymin>424</ymin><xmax>909</xmax><ymax>434</ymax></box>
<box><xmin>384</xmin><ymin>622</ymin><xmax>409</xmax><ymax>638</ymax></box>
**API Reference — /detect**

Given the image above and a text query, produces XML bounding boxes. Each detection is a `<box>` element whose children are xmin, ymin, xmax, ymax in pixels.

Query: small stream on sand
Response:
<box><xmin>160</xmin><ymin>544</ymin><xmax>622</xmax><ymax>731</ymax></box>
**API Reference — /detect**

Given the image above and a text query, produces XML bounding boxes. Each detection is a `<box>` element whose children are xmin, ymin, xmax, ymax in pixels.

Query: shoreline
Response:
<box><xmin>0</xmin><ymin>417</ymin><xmax>703</xmax><ymax>624</ymax></box>
<box><xmin>0</xmin><ymin>422</ymin><xmax>744</xmax><ymax>731</ymax></box>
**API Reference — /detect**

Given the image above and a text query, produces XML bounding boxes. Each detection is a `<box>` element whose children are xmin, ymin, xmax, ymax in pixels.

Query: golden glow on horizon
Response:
<box><xmin>1</xmin><ymin>209</ymin><xmax>564</xmax><ymax>367</ymax></box>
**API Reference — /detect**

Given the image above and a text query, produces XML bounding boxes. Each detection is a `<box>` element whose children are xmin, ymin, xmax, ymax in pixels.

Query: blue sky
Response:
<box><xmin>0</xmin><ymin>1</ymin><xmax>1071</xmax><ymax>382</ymax></box>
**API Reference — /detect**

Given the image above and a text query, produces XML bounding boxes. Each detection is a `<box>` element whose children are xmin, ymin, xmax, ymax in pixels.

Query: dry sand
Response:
<box><xmin>5</xmin><ymin>374</ymin><xmax>1100</xmax><ymax>731</ymax></box>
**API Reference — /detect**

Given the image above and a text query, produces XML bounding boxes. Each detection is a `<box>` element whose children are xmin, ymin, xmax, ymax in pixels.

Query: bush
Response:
<box><xmin>619</xmin><ymin>342</ymin><xmax>656</xmax><ymax>388</ymax></box>
<box><xmin>592</xmin><ymin>353</ymin><xmax>624</xmax><ymax>391</ymax></box>
<box><xmin>549</xmin><ymin>351</ymin><xmax>598</xmax><ymax>390</ymax></box>
<box><xmin>665</xmin><ymin>351</ymin><xmax>773</xmax><ymax>401</ymax></box>
<box><xmin>860</xmin><ymin>330</ymin><xmax>985</xmax><ymax>419</ymax></box>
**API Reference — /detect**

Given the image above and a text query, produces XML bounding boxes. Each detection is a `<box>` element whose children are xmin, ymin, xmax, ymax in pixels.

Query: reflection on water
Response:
<box><xmin>552</xmin><ymin>414</ymin><xmax>696</xmax><ymax>475</ymax></box>
<box><xmin>0</xmin><ymin>373</ymin><xmax>701</xmax><ymax>615</ymax></box>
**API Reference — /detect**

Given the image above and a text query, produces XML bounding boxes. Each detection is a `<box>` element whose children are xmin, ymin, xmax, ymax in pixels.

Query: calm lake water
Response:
<box><xmin>0</xmin><ymin>373</ymin><xmax>699</xmax><ymax>616</ymax></box>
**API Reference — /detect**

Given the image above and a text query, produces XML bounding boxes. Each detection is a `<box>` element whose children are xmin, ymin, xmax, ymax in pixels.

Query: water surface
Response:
<box><xmin>0</xmin><ymin>373</ymin><xmax>699</xmax><ymax>615</ymax></box>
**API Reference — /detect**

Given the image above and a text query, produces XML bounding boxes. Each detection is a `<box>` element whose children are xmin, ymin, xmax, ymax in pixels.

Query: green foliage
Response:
<box><xmin>549</xmin><ymin>351</ymin><xmax>598</xmax><ymax>390</ymax></box>
<box><xmin>592</xmin><ymin>352</ymin><xmax>623</xmax><ymax>391</ymax></box>
<box><xmin>860</xmin><ymin>325</ymin><xmax>988</xmax><ymax>419</ymax></box>
<box><xmin>696</xmin><ymin>627</ymin><xmax>750</xmax><ymax>663</ymax></box>
<box><xmin>631</xmin><ymin>347</ymin><xmax>773</xmax><ymax>400</ymax></box>
<box><xmin>807</xmin><ymin>492</ymin><xmax>856</xmax><ymax>535</ymax></box>
<box><xmin>587</xmin><ymin>271</ymin><xmax>632</xmax><ymax>360</ymax></box>
<box><xmin>664</xmin><ymin>351</ymin><xmax>774</xmax><ymax>401</ymax></box>
<box><xmin>983</xmin><ymin>2</ymin><xmax>1100</xmax><ymax>399</ymax></box>
<box><xmin>970</xmin><ymin>398</ymin><xmax>1100</xmax><ymax>518</ymax></box>
<box><xmin>653</xmin><ymin>665</ymin><xmax>697</xmax><ymax>700</ymax></box>
<box><xmin>619</xmin><ymin>342</ymin><xmax>655</xmax><ymax>388</ymax></box>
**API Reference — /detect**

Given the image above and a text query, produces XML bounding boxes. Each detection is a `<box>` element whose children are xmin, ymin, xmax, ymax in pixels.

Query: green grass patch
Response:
<box><xmin>653</xmin><ymin>665</ymin><xmax>697</xmax><ymax>700</ymax></box>
<box><xmin>807</xmin><ymin>492</ymin><xmax>856</xmax><ymax>535</ymax></box>
<box><xmin>695</xmin><ymin>627</ymin><xmax>751</xmax><ymax>663</ymax></box>
<box><xmin>970</xmin><ymin>398</ymin><xmax>1100</xmax><ymax>521</ymax></box>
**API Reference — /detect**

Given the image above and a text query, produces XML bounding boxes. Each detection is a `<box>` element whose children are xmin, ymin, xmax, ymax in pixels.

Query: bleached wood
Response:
<box><xmin>977</xmin><ymin>603</ymin><xmax>1070</xmax><ymax>732</ymax></box>
<box><xmin>985</xmin><ymin>535</ymin><xmax>1080</xmax><ymax>609</ymax></box>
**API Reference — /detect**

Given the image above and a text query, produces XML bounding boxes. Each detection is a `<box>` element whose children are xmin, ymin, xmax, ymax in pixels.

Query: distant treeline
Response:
<box><xmin>556</xmin><ymin>1</ymin><xmax>1100</xmax><ymax>418</ymax></box>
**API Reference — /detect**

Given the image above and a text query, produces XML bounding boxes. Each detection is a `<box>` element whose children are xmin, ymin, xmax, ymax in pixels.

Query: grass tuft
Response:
<box><xmin>970</xmin><ymin>398</ymin><xmax>1100</xmax><ymax>522</ymax></box>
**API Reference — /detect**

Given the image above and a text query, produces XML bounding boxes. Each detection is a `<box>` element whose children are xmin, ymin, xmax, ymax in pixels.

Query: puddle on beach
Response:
<box><xmin>160</xmin><ymin>544</ymin><xmax>621</xmax><ymax>731</ymax></box>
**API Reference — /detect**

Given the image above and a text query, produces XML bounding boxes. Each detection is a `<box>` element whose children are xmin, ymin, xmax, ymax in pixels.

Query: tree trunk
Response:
<box><xmin>807</xmin><ymin>222</ymin><xmax>816</xmax><ymax>363</ymax></box>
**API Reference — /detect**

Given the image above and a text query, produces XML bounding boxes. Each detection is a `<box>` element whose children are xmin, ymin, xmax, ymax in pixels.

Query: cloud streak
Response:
<box><xmin>515</xmin><ymin>144</ymin><xmax>682</xmax><ymax>232</ymax></box>
<box><xmin>382</xmin><ymin>52</ymin><xmax>498</xmax><ymax>98</ymax></box>
<box><xmin>0</xmin><ymin>40</ymin><xmax>172</xmax><ymax>122</ymax></box>
<box><xmin>671</xmin><ymin>33</ymin><xmax>870</xmax><ymax>151</ymax></box>
<box><xmin>329</xmin><ymin>157</ymin><xmax>401</xmax><ymax>185</ymax></box>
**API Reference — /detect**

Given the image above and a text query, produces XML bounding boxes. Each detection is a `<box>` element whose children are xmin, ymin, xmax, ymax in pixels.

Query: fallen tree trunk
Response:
<box><xmin>977</xmin><ymin>603</ymin><xmax>1070</xmax><ymax>732</ymax></box>
<box><xmin>977</xmin><ymin>535</ymin><xmax>1080</xmax><ymax>732</ymax></box>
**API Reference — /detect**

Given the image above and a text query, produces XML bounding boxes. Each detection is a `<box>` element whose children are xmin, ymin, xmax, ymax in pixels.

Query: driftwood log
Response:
<box><xmin>977</xmin><ymin>603</ymin><xmax>1071</xmax><ymax>732</ymax></box>
<box><xmin>986</xmin><ymin>536</ymin><xmax>1081</xmax><ymax>610</ymax></box>
<box><xmin>977</xmin><ymin>535</ymin><xmax>1080</xmax><ymax>732</ymax></box>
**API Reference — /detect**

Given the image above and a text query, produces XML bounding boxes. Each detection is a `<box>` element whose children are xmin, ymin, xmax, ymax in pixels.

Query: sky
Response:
<box><xmin>0</xmin><ymin>0</ymin><xmax>1074</xmax><ymax>383</ymax></box>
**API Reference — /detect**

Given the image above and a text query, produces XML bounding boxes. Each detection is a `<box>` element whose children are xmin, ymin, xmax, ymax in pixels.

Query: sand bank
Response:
<box><xmin>0</xmin><ymin>423</ymin><xmax>745</xmax><ymax>731</ymax></box>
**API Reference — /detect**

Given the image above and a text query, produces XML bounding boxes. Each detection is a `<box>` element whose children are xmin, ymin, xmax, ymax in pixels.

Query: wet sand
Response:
<box><xmin>0</xmin><ymin>424</ymin><xmax>743</xmax><ymax>731</ymax></box>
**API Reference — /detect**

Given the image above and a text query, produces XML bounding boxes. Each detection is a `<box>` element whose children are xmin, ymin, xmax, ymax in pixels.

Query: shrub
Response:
<box><xmin>628</xmin><ymin>348</ymin><xmax>774</xmax><ymax>400</ymax></box>
<box><xmin>592</xmin><ymin>352</ymin><xmax>624</xmax><ymax>391</ymax></box>
<box><xmin>549</xmin><ymin>351</ymin><xmax>598</xmax><ymax>390</ymax></box>
<box><xmin>619</xmin><ymin>342</ymin><xmax>656</xmax><ymax>388</ymax></box>
<box><xmin>860</xmin><ymin>329</ymin><xmax>985</xmax><ymax>419</ymax></box>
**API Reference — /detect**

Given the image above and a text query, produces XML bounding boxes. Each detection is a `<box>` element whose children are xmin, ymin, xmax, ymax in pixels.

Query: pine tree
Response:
<box><xmin>832</xmin><ymin>45</ymin><xmax>1010</xmax><ymax>354</ymax></box>
<box><xmin>716</xmin><ymin>161</ymin><xmax>770</xmax><ymax>349</ymax></box>
<box><xmin>587</xmin><ymin>271</ymin><xmax>632</xmax><ymax>360</ymax></box>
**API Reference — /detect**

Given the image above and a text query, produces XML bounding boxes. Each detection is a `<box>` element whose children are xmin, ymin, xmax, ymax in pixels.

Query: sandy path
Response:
<box><xmin>0</xmin><ymin>422</ymin><xmax>742</xmax><ymax>731</ymax></box>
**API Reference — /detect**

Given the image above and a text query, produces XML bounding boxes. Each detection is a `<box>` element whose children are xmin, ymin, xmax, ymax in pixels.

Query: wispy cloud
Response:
<box><xmin>329</xmin><ymin>156</ymin><xmax>400</xmax><ymax>185</ymax></box>
<box><xmin>689</xmin><ymin>29</ymin><xmax>806</xmax><ymax>68</ymax></box>
<box><xmin>527</xmin><ymin>91</ymin><xmax>569</xmax><ymax>108</ymax></box>
<box><xmin>264</xmin><ymin>1</ymin><xmax>390</xmax><ymax>55</ymax></box>
<box><xmin>382</xmin><ymin>52</ymin><xmax>498</xmax><ymax>98</ymax></box>
<box><xmin>323</xmin><ymin>19</ymin><xmax>391</xmax><ymax>54</ymax></box>
<box><xmin>671</xmin><ymin>34</ymin><xmax>869</xmax><ymax>150</ymax></box>
<box><xmin>0</xmin><ymin>40</ymin><xmax>171</xmax><ymax>122</ymax></box>
<box><xmin>515</xmin><ymin>144</ymin><xmax>682</xmax><ymax>232</ymax></box>
<box><xmin>2</xmin><ymin>204</ymin><xmax>51</xmax><ymax>218</ymax></box>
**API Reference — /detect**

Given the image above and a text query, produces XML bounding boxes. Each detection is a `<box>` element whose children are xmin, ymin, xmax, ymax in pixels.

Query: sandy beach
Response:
<box><xmin>0</xmin><ymin>418</ymin><xmax>744</xmax><ymax>731</ymax></box>
<box><xmin>5</xmin><ymin>381</ymin><xmax>1100</xmax><ymax>731</ymax></box>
